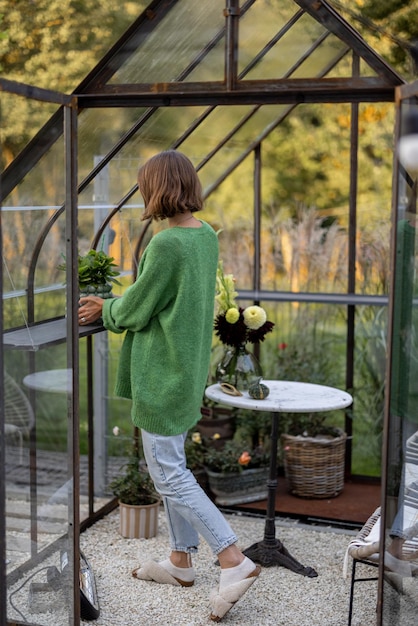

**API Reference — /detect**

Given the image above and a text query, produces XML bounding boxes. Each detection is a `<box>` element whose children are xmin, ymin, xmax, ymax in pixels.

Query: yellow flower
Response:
<box><xmin>191</xmin><ymin>432</ymin><xmax>202</xmax><ymax>444</ymax></box>
<box><xmin>225</xmin><ymin>307</ymin><xmax>240</xmax><ymax>324</ymax></box>
<box><xmin>212</xmin><ymin>433</ymin><xmax>221</xmax><ymax>440</ymax></box>
<box><xmin>243</xmin><ymin>305</ymin><xmax>267</xmax><ymax>330</ymax></box>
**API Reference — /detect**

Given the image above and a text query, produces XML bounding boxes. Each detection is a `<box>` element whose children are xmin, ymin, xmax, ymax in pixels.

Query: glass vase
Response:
<box><xmin>216</xmin><ymin>343</ymin><xmax>263</xmax><ymax>391</ymax></box>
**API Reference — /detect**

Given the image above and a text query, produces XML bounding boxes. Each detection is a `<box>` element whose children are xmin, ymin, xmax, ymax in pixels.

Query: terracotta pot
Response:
<box><xmin>118</xmin><ymin>499</ymin><xmax>160</xmax><ymax>538</ymax></box>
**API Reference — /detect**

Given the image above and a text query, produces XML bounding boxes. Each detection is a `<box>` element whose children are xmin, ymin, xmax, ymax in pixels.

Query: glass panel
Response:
<box><xmin>290</xmin><ymin>35</ymin><xmax>349</xmax><ymax>79</ymax></box>
<box><xmin>77</xmin><ymin>107</ymin><xmax>150</xmax><ymax>197</ymax></box>
<box><xmin>239</xmin><ymin>3</ymin><xmax>302</xmax><ymax>76</ymax></box>
<box><xmin>383</xmin><ymin>99</ymin><xmax>418</xmax><ymax>624</ymax></box>
<box><xmin>357</xmin><ymin>102</ymin><xmax>394</xmax><ymax>296</ymax></box>
<box><xmin>0</xmin><ymin>91</ymin><xmax>59</xmax><ymax>172</ymax></box>
<box><xmin>222</xmin><ymin>300</ymin><xmax>348</xmax><ymax>429</ymax></box>
<box><xmin>2</xmin><ymin>111</ymin><xmax>68</xmax><ymax>318</ymax></box>
<box><xmin>3</xmin><ymin>104</ymin><xmax>76</xmax><ymax>625</ymax></box>
<box><xmin>240</xmin><ymin>4</ymin><xmax>381</xmax><ymax>80</ymax></box>
<box><xmin>354</xmin><ymin>305</ymin><xmax>387</xmax><ymax>476</ymax></box>
<box><xmin>109</xmin><ymin>0</ymin><xmax>225</xmax><ymax>84</ymax></box>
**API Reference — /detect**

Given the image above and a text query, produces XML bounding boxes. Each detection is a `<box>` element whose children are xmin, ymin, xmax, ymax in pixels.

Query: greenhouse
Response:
<box><xmin>1</xmin><ymin>0</ymin><xmax>418</xmax><ymax>624</ymax></box>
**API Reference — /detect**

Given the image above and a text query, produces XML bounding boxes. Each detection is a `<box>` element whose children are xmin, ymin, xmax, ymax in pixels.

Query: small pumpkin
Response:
<box><xmin>248</xmin><ymin>381</ymin><xmax>270</xmax><ymax>400</ymax></box>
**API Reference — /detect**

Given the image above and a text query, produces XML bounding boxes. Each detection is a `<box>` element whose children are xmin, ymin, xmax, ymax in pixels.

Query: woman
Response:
<box><xmin>78</xmin><ymin>150</ymin><xmax>261</xmax><ymax>622</ymax></box>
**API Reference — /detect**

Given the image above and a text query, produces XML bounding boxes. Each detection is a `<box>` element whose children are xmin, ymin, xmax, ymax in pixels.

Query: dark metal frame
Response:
<box><xmin>0</xmin><ymin>2</ymin><xmax>408</xmax><ymax>624</ymax></box>
<box><xmin>0</xmin><ymin>84</ymin><xmax>80</xmax><ymax>626</ymax></box>
<box><xmin>378</xmin><ymin>78</ymin><xmax>418</xmax><ymax>626</ymax></box>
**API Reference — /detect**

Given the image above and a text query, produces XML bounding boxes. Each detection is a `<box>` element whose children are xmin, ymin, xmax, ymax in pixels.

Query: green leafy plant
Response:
<box><xmin>234</xmin><ymin>409</ymin><xmax>271</xmax><ymax>449</ymax></box>
<box><xmin>203</xmin><ymin>440</ymin><xmax>269</xmax><ymax>474</ymax></box>
<box><xmin>109</xmin><ymin>428</ymin><xmax>158</xmax><ymax>506</ymax></box>
<box><xmin>275</xmin><ymin>341</ymin><xmax>345</xmax><ymax>437</ymax></box>
<box><xmin>58</xmin><ymin>249</ymin><xmax>121</xmax><ymax>291</ymax></box>
<box><xmin>185</xmin><ymin>431</ymin><xmax>207</xmax><ymax>471</ymax></box>
<box><xmin>109</xmin><ymin>457</ymin><xmax>158</xmax><ymax>506</ymax></box>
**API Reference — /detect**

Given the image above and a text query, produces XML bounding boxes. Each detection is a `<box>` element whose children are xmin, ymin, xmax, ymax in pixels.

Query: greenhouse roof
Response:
<box><xmin>1</xmin><ymin>0</ymin><xmax>405</xmax><ymax>201</ymax></box>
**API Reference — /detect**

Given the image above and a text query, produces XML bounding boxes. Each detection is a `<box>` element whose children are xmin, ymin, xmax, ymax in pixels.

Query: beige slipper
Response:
<box><xmin>131</xmin><ymin>560</ymin><xmax>194</xmax><ymax>587</ymax></box>
<box><xmin>209</xmin><ymin>565</ymin><xmax>261</xmax><ymax>622</ymax></box>
<box><xmin>384</xmin><ymin>552</ymin><xmax>414</xmax><ymax>577</ymax></box>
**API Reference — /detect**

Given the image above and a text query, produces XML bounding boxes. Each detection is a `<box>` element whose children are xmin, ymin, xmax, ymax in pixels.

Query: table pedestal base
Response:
<box><xmin>243</xmin><ymin>539</ymin><xmax>318</xmax><ymax>577</ymax></box>
<box><xmin>204</xmin><ymin>383</ymin><xmax>352</xmax><ymax>581</ymax></box>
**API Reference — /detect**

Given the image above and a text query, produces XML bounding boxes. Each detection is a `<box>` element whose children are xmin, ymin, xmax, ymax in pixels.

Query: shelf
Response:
<box><xmin>3</xmin><ymin>318</ymin><xmax>105</xmax><ymax>351</ymax></box>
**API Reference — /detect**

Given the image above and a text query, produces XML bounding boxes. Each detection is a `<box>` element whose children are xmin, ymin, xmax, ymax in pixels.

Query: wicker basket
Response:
<box><xmin>282</xmin><ymin>428</ymin><xmax>347</xmax><ymax>499</ymax></box>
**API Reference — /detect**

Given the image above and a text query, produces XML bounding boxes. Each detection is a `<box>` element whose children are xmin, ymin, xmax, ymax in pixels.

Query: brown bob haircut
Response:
<box><xmin>138</xmin><ymin>150</ymin><xmax>204</xmax><ymax>220</ymax></box>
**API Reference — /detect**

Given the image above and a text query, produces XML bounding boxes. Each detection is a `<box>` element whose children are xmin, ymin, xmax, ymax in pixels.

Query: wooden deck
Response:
<box><xmin>227</xmin><ymin>475</ymin><xmax>381</xmax><ymax>529</ymax></box>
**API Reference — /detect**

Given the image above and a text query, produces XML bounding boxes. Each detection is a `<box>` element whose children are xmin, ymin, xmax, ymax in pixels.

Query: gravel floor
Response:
<box><xmin>78</xmin><ymin>508</ymin><xmax>379</xmax><ymax>626</ymax></box>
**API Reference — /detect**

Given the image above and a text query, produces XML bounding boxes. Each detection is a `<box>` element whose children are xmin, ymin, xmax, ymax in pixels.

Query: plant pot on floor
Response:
<box><xmin>205</xmin><ymin>466</ymin><xmax>269</xmax><ymax>506</ymax></box>
<box><xmin>281</xmin><ymin>428</ymin><xmax>347</xmax><ymax>499</ymax></box>
<box><xmin>196</xmin><ymin>406</ymin><xmax>236</xmax><ymax>450</ymax></box>
<box><xmin>118</xmin><ymin>498</ymin><xmax>160</xmax><ymax>539</ymax></box>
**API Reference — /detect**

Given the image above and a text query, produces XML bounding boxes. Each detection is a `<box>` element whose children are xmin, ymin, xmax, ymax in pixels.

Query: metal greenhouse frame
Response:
<box><xmin>0</xmin><ymin>1</ymin><xmax>408</xmax><ymax>624</ymax></box>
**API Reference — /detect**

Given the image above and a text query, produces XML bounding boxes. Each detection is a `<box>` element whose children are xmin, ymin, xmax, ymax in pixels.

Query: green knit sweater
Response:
<box><xmin>102</xmin><ymin>220</ymin><xmax>219</xmax><ymax>436</ymax></box>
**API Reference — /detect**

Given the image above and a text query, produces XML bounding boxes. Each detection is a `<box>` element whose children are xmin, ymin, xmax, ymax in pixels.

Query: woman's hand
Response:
<box><xmin>78</xmin><ymin>296</ymin><xmax>104</xmax><ymax>325</ymax></box>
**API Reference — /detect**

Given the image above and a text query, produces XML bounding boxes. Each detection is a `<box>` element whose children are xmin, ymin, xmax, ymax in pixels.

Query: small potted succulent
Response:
<box><xmin>58</xmin><ymin>248</ymin><xmax>121</xmax><ymax>298</ymax></box>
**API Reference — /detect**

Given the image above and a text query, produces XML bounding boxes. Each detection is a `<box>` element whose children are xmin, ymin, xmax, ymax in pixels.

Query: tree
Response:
<box><xmin>332</xmin><ymin>0</ymin><xmax>418</xmax><ymax>79</ymax></box>
<box><xmin>0</xmin><ymin>0</ymin><xmax>144</xmax><ymax>166</ymax></box>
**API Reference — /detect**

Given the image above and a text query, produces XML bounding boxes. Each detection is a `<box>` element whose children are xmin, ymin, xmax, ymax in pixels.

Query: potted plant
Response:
<box><xmin>213</xmin><ymin>261</ymin><xmax>274</xmax><ymax>391</ymax></box>
<box><xmin>58</xmin><ymin>248</ymin><xmax>122</xmax><ymax>299</ymax></box>
<box><xmin>197</xmin><ymin>391</ymin><xmax>238</xmax><ymax>450</ymax></box>
<box><xmin>184</xmin><ymin>430</ymin><xmax>209</xmax><ymax>491</ymax></box>
<box><xmin>109</xmin><ymin>428</ymin><xmax>160</xmax><ymax>538</ymax></box>
<box><xmin>277</xmin><ymin>342</ymin><xmax>348</xmax><ymax>499</ymax></box>
<box><xmin>203</xmin><ymin>440</ymin><xmax>270</xmax><ymax>506</ymax></box>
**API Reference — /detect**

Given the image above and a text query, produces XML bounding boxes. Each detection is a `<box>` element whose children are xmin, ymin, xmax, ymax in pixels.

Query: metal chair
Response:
<box><xmin>344</xmin><ymin>507</ymin><xmax>381</xmax><ymax>625</ymax></box>
<box><xmin>3</xmin><ymin>372</ymin><xmax>35</xmax><ymax>463</ymax></box>
<box><xmin>344</xmin><ymin>435</ymin><xmax>418</xmax><ymax>625</ymax></box>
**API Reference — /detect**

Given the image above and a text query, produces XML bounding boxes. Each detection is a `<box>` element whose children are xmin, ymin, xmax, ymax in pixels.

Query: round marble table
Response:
<box><xmin>23</xmin><ymin>369</ymin><xmax>72</xmax><ymax>394</ymax></box>
<box><xmin>205</xmin><ymin>380</ymin><xmax>353</xmax><ymax>577</ymax></box>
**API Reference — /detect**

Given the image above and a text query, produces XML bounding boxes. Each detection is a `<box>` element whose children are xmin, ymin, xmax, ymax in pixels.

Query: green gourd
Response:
<box><xmin>248</xmin><ymin>381</ymin><xmax>270</xmax><ymax>400</ymax></box>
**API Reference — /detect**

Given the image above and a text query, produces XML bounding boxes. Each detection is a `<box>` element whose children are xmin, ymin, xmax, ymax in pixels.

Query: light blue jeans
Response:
<box><xmin>141</xmin><ymin>429</ymin><xmax>238</xmax><ymax>555</ymax></box>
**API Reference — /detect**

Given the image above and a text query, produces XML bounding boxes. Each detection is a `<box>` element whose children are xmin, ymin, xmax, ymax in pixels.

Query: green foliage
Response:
<box><xmin>57</xmin><ymin>249</ymin><xmax>121</xmax><ymax>289</ymax></box>
<box><xmin>275</xmin><ymin>339</ymin><xmax>342</xmax><ymax>387</ymax></box>
<box><xmin>0</xmin><ymin>0</ymin><xmax>142</xmax><ymax>161</ymax></box>
<box><xmin>334</xmin><ymin>0</ymin><xmax>418</xmax><ymax>79</ymax></box>
<box><xmin>185</xmin><ymin>432</ymin><xmax>207</xmax><ymax>471</ymax></box>
<box><xmin>234</xmin><ymin>410</ymin><xmax>272</xmax><ymax>450</ymax></box>
<box><xmin>204</xmin><ymin>440</ymin><xmax>269</xmax><ymax>475</ymax></box>
<box><xmin>261</xmin><ymin>102</ymin><xmax>394</xmax><ymax>223</ymax></box>
<box><xmin>109</xmin><ymin>427</ymin><xmax>158</xmax><ymax>505</ymax></box>
<box><xmin>262</xmin><ymin>326</ymin><xmax>348</xmax><ymax>438</ymax></box>
<box><xmin>352</xmin><ymin>305</ymin><xmax>387</xmax><ymax>474</ymax></box>
<box><xmin>109</xmin><ymin>456</ymin><xmax>158</xmax><ymax>506</ymax></box>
